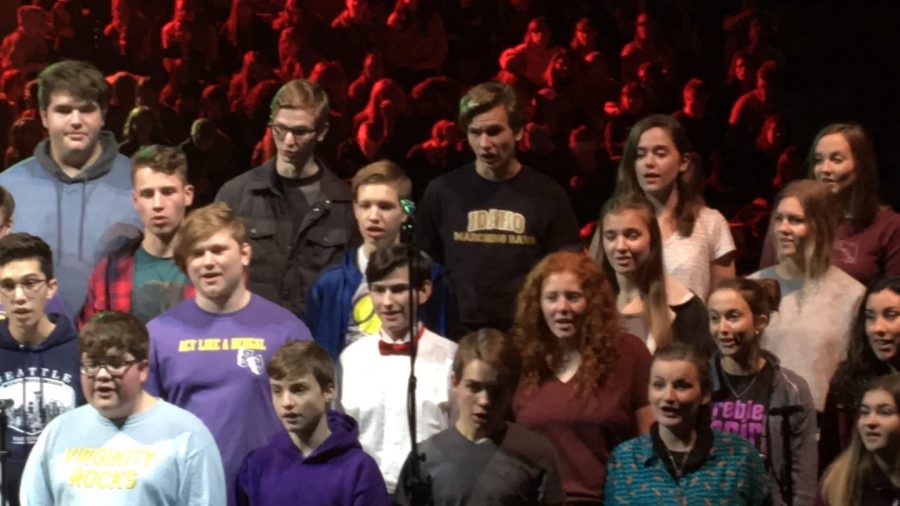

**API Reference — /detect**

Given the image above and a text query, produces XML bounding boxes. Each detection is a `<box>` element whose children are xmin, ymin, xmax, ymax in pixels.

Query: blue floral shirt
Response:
<box><xmin>605</xmin><ymin>429</ymin><xmax>770</xmax><ymax>505</ymax></box>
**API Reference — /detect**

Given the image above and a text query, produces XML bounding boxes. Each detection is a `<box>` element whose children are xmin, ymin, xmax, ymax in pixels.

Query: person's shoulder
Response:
<box><xmin>311</xmin><ymin>254</ymin><xmax>358</xmax><ymax>290</ymax></box>
<box><xmin>421</xmin><ymin>329</ymin><xmax>457</xmax><ymax>355</ymax></box>
<box><xmin>248</xmin><ymin>293</ymin><xmax>295</xmax><ymax>315</ymax></box>
<box><xmin>149</xmin><ymin>297</ymin><xmax>197</xmax><ymax>324</ymax></box>
<box><xmin>218</xmin><ymin>163</ymin><xmax>271</xmax><ymax>196</ymax></box>
<box><xmin>0</xmin><ymin>155</ymin><xmax>40</xmax><ymax>183</ymax></box>
<box><xmin>611</xmin><ymin>432</ymin><xmax>652</xmax><ymax>461</ymax></box>
<box><xmin>617</xmin><ymin>332</ymin><xmax>652</xmax><ymax>354</ymax></box>
<box><xmin>747</xmin><ymin>266</ymin><xmax>776</xmax><ymax>281</ymax></box>
<box><xmin>823</xmin><ymin>266</ymin><xmax>865</xmax><ymax>294</ymax></box>
<box><xmin>318</xmin><ymin>165</ymin><xmax>354</xmax><ymax>200</ymax></box>
<box><xmin>152</xmin><ymin>400</ymin><xmax>216</xmax><ymax>438</ymax></box>
<box><xmin>504</xmin><ymin>423</ymin><xmax>558</xmax><ymax>458</ymax></box>
<box><xmin>339</xmin><ymin>333</ymin><xmax>379</xmax><ymax>362</ymax></box>
<box><xmin>697</xmin><ymin>206</ymin><xmax>729</xmax><ymax>226</ymax></box>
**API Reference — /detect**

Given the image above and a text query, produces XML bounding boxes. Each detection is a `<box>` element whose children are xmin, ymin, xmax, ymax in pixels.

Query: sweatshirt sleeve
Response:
<box><xmin>352</xmin><ymin>454</ymin><xmax>391</xmax><ymax>506</ymax></box>
<box><xmin>19</xmin><ymin>425</ymin><xmax>54</xmax><ymax>506</ymax></box>
<box><xmin>180</xmin><ymin>436</ymin><xmax>227</xmax><ymax>506</ymax></box>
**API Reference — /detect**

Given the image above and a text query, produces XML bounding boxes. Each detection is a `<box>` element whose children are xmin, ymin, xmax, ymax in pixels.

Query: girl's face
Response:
<box><xmin>708</xmin><ymin>288</ymin><xmax>763</xmax><ymax>361</ymax></box>
<box><xmin>858</xmin><ymin>388</ymin><xmax>900</xmax><ymax>455</ymax></box>
<box><xmin>866</xmin><ymin>289</ymin><xmax>900</xmax><ymax>364</ymax></box>
<box><xmin>649</xmin><ymin>359</ymin><xmax>708</xmax><ymax>431</ymax></box>
<box><xmin>772</xmin><ymin>196</ymin><xmax>808</xmax><ymax>261</ymax></box>
<box><xmin>602</xmin><ymin>209</ymin><xmax>651</xmax><ymax>277</ymax></box>
<box><xmin>813</xmin><ymin>133</ymin><xmax>857</xmax><ymax>195</ymax></box>
<box><xmin>540</xmin><ymin>271</ymin><xmax>587</xmax><ymax>341</ymax></box>
<box><xmin>635</xmin><ymin>127</ymin><xmax>688</xmax><ymax>200</ymax></box>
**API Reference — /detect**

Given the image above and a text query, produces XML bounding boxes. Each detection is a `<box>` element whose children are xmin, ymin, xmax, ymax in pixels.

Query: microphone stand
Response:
<box><xmin>399</xmin><ymin>201</ymin><xmax>433</xmax><ymax>505</ymax></box>
<box><xmin>0</xmin><ymin>403</ymin><xmax>9</xmax><ymax>506</ymax></box>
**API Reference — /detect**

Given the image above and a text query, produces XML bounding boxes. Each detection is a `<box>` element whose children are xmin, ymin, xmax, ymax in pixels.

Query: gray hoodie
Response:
<box><xmin>710</xmin><ymin>350</ymin><xmax>818</xmax><ymax>506</ymax></box>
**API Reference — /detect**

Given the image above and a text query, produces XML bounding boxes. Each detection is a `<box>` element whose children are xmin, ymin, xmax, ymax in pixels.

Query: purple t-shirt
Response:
<box><xmin>146</xmin><ymin>294</ymin><xmax>311</xmax><ymax>505</ymax></box>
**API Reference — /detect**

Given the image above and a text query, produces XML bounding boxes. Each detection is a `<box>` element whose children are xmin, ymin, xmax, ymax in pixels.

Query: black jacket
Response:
<box><xmin>216</xmin><ymin>159</ymin><xmax>358</xmax><ymax>316</ymax></box>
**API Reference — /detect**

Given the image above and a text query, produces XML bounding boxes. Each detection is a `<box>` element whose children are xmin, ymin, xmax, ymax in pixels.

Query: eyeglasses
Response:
<box><xmin>0</xmin><ymin>277</ymin><xmax>47</xmax><ymax>297</ymax></box>
<box><xmin>269</xmin><ymin>123</ymin><xmax>317</xmax><ymax>140</ymax></box>
<box><xmin>80</xmin><ymin>357</ymin><xmax>139</xmax><ymax>378</ymax></box>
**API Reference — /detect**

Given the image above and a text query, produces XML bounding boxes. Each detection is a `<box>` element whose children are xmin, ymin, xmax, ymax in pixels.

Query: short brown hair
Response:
<box><xmin>131</xmin><ymin>144</ymin><xmax>189</xmax><ymax>183</ymax></box>
<box><xmin>452</xmin><ymin>328</ymin><xmax>521</xmax><ymax>393</ymax></box>
<box><xmin>267</xmin><ymin>341</ymin><xmax>335</xmax><ymax>391</ymax></box>
<box><xmin>38</xmin><ymin>60</ymin><xmax>109</xmax><ymax>111</ymax></box>
<box><xmin>458</xmin><ymin>81</ymin><xmax>524</xmax><ymax>132</ymax></box>
<box><xmin>351</xmin><ymin>160</ymin><xmax>412</xmax><ymax>200</ymax></box>
<box><xmin>173</xmin><ymin>202</ymin><xmax>248</xmax><ymax>273</ymax></box>
<box><xmin>80</xmin><ymin>311</ymin><xmax>149</xmax><ymax>361</ymax></box>
<box><xmin>269</xmin><ymin>79</ymin><xmax>329</xmax><ymax>129</ymax></box>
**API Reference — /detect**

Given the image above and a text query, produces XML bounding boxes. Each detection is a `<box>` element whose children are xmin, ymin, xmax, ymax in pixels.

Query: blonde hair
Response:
<box><xmin>771</xmin><ymin>180</ymin><xmax>837</xmax><ymax>280</ymax></box>
<box><xmin>351</xmin><ymin>160</ymin><xmax>411</xmax><ymax>200</ymax></box>
<box><xmin>173</xmin><ymin>202</ymin><xmax>248</xmax><ymax>273</ymax></box>
<box><xmin>269</xmin><ymin>79</ymin><xmax>329</xmax><ymax>129</ymax></box>
<box><xmin>821</xmin><ymin>374</ymin><xmax>900</xmax><ymax>505</ymax></box>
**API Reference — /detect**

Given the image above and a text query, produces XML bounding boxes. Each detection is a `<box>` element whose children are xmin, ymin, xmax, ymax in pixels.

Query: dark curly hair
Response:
<box><xmin>512</xmin><ymin>251</ymin><xmax>621</xmax><ymax>396</ymax></box>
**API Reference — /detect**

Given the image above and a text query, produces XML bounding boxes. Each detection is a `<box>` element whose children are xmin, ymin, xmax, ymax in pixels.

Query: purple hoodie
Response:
<box><xmin>235</xmin><ymin>410</ymin><xmax>390</xmax><ymax>506</ymax></box>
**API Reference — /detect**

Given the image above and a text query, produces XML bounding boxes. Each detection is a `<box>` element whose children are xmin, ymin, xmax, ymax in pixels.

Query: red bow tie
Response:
<box><xmin>378</xmin><ymin>326</ymin><xmax>425</xmax><ymax>356</ymax></box>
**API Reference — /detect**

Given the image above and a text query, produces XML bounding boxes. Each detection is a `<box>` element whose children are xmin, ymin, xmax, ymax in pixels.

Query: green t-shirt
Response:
<box><xmin>131</xmin><ymin>247</ymin><xmax>188</xmax><ymax>322</ymax></box>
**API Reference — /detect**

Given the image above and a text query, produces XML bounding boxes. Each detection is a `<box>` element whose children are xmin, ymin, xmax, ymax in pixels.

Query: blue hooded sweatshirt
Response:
<box><xmin>0</xmin><ymin>131</ymin><xmax>142</xmax><ymax>319</ymax></box>
<box><xmin>0</xmin><ymin>312</ymin><xmax>84</xmax><ymax>504</ymax></box>
<box><xmin>236</xmin><ymin>410</ymin><xmax>390</xmax><ymax>506</ymax></box>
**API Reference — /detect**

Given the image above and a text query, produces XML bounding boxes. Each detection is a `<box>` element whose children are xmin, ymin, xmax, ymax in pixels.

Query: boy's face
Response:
<box><xmin>453</xmin><ymin>359</ymin><xmax>511</xmax><ymax>439</ymax></box>
<box><xmin>185</xmin><ymin>229</ymin><xmax>251</xmax><ymax>305</ymax></box>
<box><xmin>353</xmin><ymin>183</ymin><xmax>405</xmax><ymax>249</ymax></box>
<box><xmin>369</xmin><ymin>265</ymin><xmax>432</xmax><ymax>339</ymax></box>
<box><xmin>0</xmin><ymin>258</ymin><xmax>57</xmax><ymax>328</ymax></box>
<box><xmin>270</xmin><ymin>374</ymin><xmax>334</xmax><ymax>435</ymax></box>
<box><xmin>80</xmin><ymin>348</ymin><xmax>147</xmax><ymax>422</ymax></box>
<box><xmin>132</xmin><ymin>167</ymin><xmax>194</xmax><ymax>240</ymax></box>
<box><xmin>40</xmin><ymin>90</ymin><xmax>105</xmax><ymax>163</ymax></box>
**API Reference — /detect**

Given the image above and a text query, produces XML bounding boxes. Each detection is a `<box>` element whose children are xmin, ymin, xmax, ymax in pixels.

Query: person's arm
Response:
<box><xmin>603</xmin><ymin>447</ymin><xmax>627</xmax><ymax>504</ymax></box>
<box><xmin>744</xmin><ymin>440</ymin><xmax>773</xmax><ymax>506</ymax></box>
<box><xmin>543</xmin><ymin>184</ymin><xmax>581</xmax><ymax>252</ymax></box>
<box><xmin>789</xmin><ymin>376</ymin><xmax>819</xmax><ymax>506</ymax></box>
<box><xmin>882</xmin><ymin>209</ymin><xmax>900</xmax><ymax>276</ymax></box>
<box><xmin>182</xmin><ymin>441</ymin><xmax>227</xmax><ymax>506</ymax></box>
<box><xmin>78</xmin><ymin>257</ymin><xmax>110</xmax><ymax>329</ymax></box>
<box><xmin>710</xmin><ymin>252</ymin><xmax>736</xmax><ymax>295</ymax></box>
<box><xmin>708</xmin><ymin>210</ymin><xmax>737</xmax><ymax>296</ymax></box>
<box><xmin>144</xmin><ymin>327</ymin><xmax>164</xmax><ymax>398</ymax></box>
<box><xmin>354</xmin><ymin>455</ymin><xmax>391</xmax><ymax>506</ymax></box>
<box><xmin>414</xmin><ymin>182</ymin><xmax>445</xmax><ymax>264</ymax></box>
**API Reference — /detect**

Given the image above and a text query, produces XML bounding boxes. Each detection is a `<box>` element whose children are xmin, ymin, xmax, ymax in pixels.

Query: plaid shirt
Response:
<box><xmin>78</xmin><ymin>237</ymin><xmax>195</xmax><ymax>328</ymax></box>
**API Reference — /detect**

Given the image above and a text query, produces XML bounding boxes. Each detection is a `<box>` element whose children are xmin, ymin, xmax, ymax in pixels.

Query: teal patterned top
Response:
<box><xmin>605</xmin><ymin>429</ymin><xmax>770</xmax><ymax>505</ymax></box>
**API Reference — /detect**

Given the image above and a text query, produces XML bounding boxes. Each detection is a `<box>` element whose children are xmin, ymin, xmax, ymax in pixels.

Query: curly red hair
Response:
<box><xmin>512</xmin><ymin>251</ymin><xmax>621</xmax><ymax>396</ymax></box>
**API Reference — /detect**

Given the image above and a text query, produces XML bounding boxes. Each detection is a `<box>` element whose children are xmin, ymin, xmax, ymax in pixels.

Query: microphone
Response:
<box><xmin>400</xmin><ymin>199</ymin><xmax>416</xmax><ymax>238</ymax></box>
<box><xmin>400</xmin><ymin>199</ymin><xmax>416</xmax><ymax>218</ymax></box>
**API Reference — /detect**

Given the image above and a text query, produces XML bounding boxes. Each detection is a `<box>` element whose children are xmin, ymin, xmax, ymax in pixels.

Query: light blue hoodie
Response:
<box><xmin>0</xmin><ymin>131</ymin><xmax>141</xmax><ymax>319</ymax></box>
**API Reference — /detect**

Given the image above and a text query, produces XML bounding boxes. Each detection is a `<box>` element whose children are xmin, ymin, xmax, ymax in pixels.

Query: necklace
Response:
<box><xmin>664</xmin><ymin>447</ymin><xmax>689</xmax><ymax>478</ymax></box>
<box><xmin>722</xmin><ymin>369</ymin><xmax>760</xmax><ymax>399</ymax></box>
